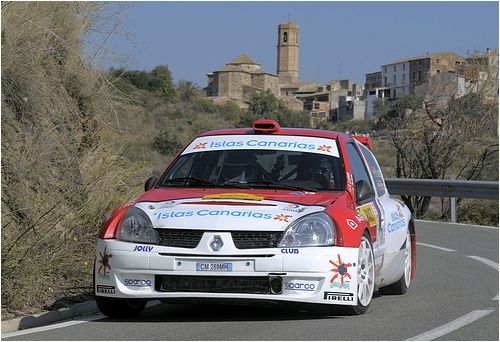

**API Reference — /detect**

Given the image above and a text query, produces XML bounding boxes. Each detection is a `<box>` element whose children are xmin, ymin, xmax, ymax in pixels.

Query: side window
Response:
<box><xmin>346</xmin><ymin>143</ymin><xmax>374</xmax><ymax>202</ymax></box>
<box><xmin>358</xmin><ymin>143</ymin><xmax>387</xmax><ymax>196</ymax></box>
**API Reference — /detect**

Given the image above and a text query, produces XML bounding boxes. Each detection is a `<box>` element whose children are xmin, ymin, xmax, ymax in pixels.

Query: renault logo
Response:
<box><xmin>210</xmin><ymin>236</ymin><xmax>224</xmax><ymax>252</ymax></box>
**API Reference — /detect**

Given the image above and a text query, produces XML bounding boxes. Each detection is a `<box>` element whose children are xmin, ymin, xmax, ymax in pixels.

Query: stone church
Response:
<box><xmin>204</xmin><ymin>21</ymin><xmax>305</xmax><ymax>110</ymax></box>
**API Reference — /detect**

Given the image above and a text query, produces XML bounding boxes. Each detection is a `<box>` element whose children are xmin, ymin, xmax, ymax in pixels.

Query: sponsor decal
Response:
<box><xmin>346</xmin><ymin>218</ymin><xmax>358</xmax><ymax>230</ymax></box>
<box><xmin>194</xmin><ymin>142</ymin><xmax>208</xmax><ymax>149</ymax></box>
<box><xmin>396</xmin><ymin>204</ymin><xmax>404</xmax><ymax>218</ymax></box>
<box><xmin>282</xmin><ymin>204</ymin><xmax>306</xmax><ymax>213</ymax></box>
<box><xmin>329</xmin><ymin>254</ymin><xmax>354</xmax><ymax>285</ymax></box>
<box><xmin>324</xmin><ymin>292</ymin><xmax>354</xmax><ymax>302</ymax></box>
<box><xmin>133</xmin><ymin>245</ymin><xmax>153</xmax><ymax>252</ymax></box>
<box><xmin>289</xmin><ymin>191</ymin><xmax>316</xmax><ymax>195</ymax></box>
<box><xmin>317</xmin><ymin>145</ymin><xmax>332</xmax><ymax>152</ymax></box>
<box><xmin>357</xmin><ymin>203</ymin><xmax>377</xmax><ymax>227</ymax></box>
<box><xmin>285</xmin><ymin>281</ymin><xmax>316</xmax><ymax>291</ymax></box>
<box><xmin>346</xmin><ymin>172</ymin><xmax>354</xmax><ymax>194</ymax></box>
<box><xmin>281</xmin><ymin>248</ymin><xmax>299</xmax><ymax>254</ymax></box>
<box><xmin>202</xmin><ymin>193</ymin><xmax>264</xmax><ymax>201</ymax></box>
<box><xmin>98</xmin><ymin>246</ymin><xmax>113</xmax><ymax>277</ymax></box>
<box><xmin>155</xmin><ymin>210</ymin><xmax>273</xmax><ymax>220</ymax></box>
<box><xmin>96</xmin><ymin>285</ymin><xmax>115</xmax><ymax>294</ymax></box>
<box><xmin>148</xmin><ymin>201</ymin><xmax>176</xmax><ymax>210</ymax></box>
<box><xmin>124</xmin><ymin>279</ymin><xmax>152</xmax><ymax>287</ymax></box>
<box><xmin>274</xmin><ymin>214</ymin><xmax>292</xmax><ymax>222</ymax></box>
<box><xmin>182</xmin><ymin>136</ymin><xmax>340</xmax><ymax>157</ymax></box>
<box><xmin>388</xmin><ymin>211</ymin><xmax>406</xmax><ymax>233</ymax></box>
<box><xmin>330</xmin><ymin>280</ymin><xmax>351</xmax><ymax>290</ymax></box>
<box><xmin>355</xmin><ymin>214</ymin><xmax>365</xmax><ymax>223</ymax></box>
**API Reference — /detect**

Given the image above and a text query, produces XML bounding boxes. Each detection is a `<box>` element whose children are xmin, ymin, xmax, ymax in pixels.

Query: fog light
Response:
<box><xmin>269</xmin><ymin>276</ymin><xmax>283</xmax><ymax>294</ymax></box>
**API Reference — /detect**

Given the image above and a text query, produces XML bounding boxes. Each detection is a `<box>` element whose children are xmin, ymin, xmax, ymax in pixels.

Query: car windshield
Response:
<box><xmin>159</xmin><ymin>135</ymin><xmax>345</xmax><ymax>192</ymax></box>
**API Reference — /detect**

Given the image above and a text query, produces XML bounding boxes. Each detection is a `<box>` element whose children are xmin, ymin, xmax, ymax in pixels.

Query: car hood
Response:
<box><xmin>134</xmin><ymin>189</ymin><xmax>341</xmax><ymax>231</ymax></box>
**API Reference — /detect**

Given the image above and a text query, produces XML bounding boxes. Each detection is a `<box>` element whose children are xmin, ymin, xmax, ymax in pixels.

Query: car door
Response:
<box><xmin>345</xmin><ymin>142</ymin><xmax>381</xmax><ymax>249</ymax></box>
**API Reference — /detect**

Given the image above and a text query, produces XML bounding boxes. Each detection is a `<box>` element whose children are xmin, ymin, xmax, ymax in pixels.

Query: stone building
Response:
<box><xmin>205</xmin><ymin>54</ymin><xmax>279</xmax><ymax>107</ymax></box>
<box><xmin>277</xmin><ymin>21</ymin><xmax>300</xmax><ymax>84</ymax></box>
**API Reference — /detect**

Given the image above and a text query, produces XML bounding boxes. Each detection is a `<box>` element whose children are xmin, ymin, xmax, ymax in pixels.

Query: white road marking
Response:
<box><xmin>416</xmin><ymin>242</ymin><xmax>457</xmax><ymax>252</ymax></box>
<box><xmin>1</xmin><ymin>300</ymin><xmax>162</xmax><ymax>339</ymax></box>
<box><xmin>1</xmin><ymin>313</ymin><xmax>105</xmax><ymax>339</ymax></box>
<box><xmin>406</xmin><ymin>310</ymin><xmax>495</xmax><ymax>341</ymax></box>
<box><xmin>415</xmin><ymin>219</ymin><xmax>499</xmax><ymax>230</ymax></box>
<box><xmin>467</xmin><ymin>255</ymin><xmax>499</xmax><ymax>301</ymax></box>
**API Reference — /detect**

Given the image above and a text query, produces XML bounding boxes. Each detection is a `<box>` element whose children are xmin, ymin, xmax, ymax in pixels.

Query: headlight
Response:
<box><xmin>116</xmin><ymin>207</ymin><xmax>158</xmax><ymax>244</ymax></box>
<box><xmin>278</xmin><ymin>212</ymin><xmax>335</xmax><ymax>247</ymax></box>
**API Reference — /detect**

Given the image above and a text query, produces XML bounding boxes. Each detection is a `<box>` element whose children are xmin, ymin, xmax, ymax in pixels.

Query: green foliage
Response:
<box><xmin>110</xmin><ymin>64</ymin><xmax>176</xmax><ymax>99</ymax></box>
<box><xmin>242</xmin><ymin>89</ymin><xmax>309</xmax><ymax>128</ymax></box>
<box><xmin>152</xmin><ymin>131</ymin><xmax>183</xmax><ymax>156</ymax></box>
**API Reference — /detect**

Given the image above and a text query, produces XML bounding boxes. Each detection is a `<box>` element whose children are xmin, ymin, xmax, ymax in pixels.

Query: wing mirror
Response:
<box><xmin>144</xmin><ymin>176</ymin><xmax>159</xmax><ymax>192</ymax></box>
<box><xmin>355</xmin><ymin>180</ymin><xmax>374</xmax><ymax>203</ymax></box>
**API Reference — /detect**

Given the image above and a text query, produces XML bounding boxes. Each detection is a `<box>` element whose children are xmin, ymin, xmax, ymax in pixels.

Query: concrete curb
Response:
<box><xmin>1</xmin><ymin>300</ymin><xmax>99</xmax><ymax>334</ymax></box>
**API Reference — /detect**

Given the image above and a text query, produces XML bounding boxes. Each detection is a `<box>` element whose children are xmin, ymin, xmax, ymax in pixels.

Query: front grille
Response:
<box><xmin>155</xmin><ymin>229</ymin><xmax>284</xmax><ymax>249</ymax></box>
<box><xmin>155</xmin><ymin>275</ymin><xmax>279</xmax><ymax>294</ymax></box>
<box><xmin>156</xmin><ymin>229</ymin><xmax>204</xmax><ymax>248</ymax></box>
<box><xmin>231</xmin><ymin>231</ymin><xmax>283</xmax><ymax>249</ymax></box>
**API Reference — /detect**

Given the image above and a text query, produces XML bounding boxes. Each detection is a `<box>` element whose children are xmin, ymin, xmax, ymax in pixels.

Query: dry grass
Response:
<box><xmin>1</xmin><ymin>2</ymin><xmax>147</xmax><ymax>313</ymax></box>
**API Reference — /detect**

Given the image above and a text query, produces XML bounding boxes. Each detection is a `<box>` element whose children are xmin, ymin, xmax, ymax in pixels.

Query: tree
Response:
<box><xmin>377</xmin><ymin>76</ymin><xmax>498</xmax><ymax>218</ymax></box>
<box><xmin>241</xmin><ymin>89</ymin><xmax>309</xmax><ymax>128</ymax></box>
<box><xmin>177</xmin><ymin>80</ymin><xmax>199</xmax><ymax>102</ymax></box>
<box><xmin>150</xmin><ymin>65</ymin><xmax>175</xmax><ymax>97</ymax></box>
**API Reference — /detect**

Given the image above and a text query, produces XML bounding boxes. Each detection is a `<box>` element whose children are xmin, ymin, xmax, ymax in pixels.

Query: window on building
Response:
<box><xmin>412</xmin><ymin>71</ymin><xmax>416</xmax><ymax>79</ymax></box>
<box><xmin>436</xmin><ymin>58</ymin><xmax>440</xmax><ymax>64</ymax></box>
<box><xmin>327</xmin><ymin>85</ymin><xmax>331</xmax><ymax>91</ymax></box>
<box><xmin>283</xmin><ymin>32</ymin><xmax>288</xmax><ymax>43</ymax></box>
<box><xmin>419</xmin><ymin>60</ymin><xmax>422</xmax><ymax>65</ymax></box>
<box><xmin>384</xmin><ymin>66</ymin><xmax>387</xmax><ymax>73</ymax></box>
<box><xmin>296</xmin><ymin>33</ymin><xmax>298</xmax><ymax>43</ymax></box>
<box><xmin>314</xmin><ymin>103</ymin><xmax>320</xmax><ymax>109</ymax></box>
<box><xmin>402</xmin><ymin>74</ymin><xmax>405</xmax><ymax>82</ymax></box>
<box><xmin>436</xmin><ymin>69</ymin><xmax>441</xmax><ymax>74</ymax></box>
<box><xmin>393</xmin><ymin>89</ymin><xmax>397</xmax><ymax>98</ymax></box>
<box><xmin>393</xmin><ymin>65</ymin><xmax>396</xmax><ymax>72</ymax></box>
<box><xmin>384</xmin><ymin>77</ymin><xmax>387</xmax><ymax>85</ymax></box>
<box><xmin>393</xmin><ymin>75</ymin><xmax>396</xmax><ymax>85</ymax></box>
<box><xmin>418</xmin><ymin>71</ymin><xmax>422</xmax><ymax>81</ymax></box>
<box><xmin>403</xmin><ymin>64</ymin><xmax>406</xmax><ymax>70</ymax></box>
<box><xmin>455</xmin><ymin>61</ymin><xmax>460</xmax><ymax>65</ymax></box>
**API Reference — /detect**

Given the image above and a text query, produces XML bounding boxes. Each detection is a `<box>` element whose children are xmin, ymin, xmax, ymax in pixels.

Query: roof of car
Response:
<box><xmin>199</xmin><ymin>127</ymin><xmax>346</xmax><ymax>140</ymax></box>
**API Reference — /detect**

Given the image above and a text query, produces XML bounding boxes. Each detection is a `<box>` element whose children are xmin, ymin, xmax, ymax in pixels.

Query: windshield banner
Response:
<box><xmin>182</xmin><ymin>135</ymin><xmax>340</xmax><ymax>157</ymax></box>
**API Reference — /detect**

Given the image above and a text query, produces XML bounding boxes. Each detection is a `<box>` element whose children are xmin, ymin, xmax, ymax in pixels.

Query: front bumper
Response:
<box><xmin>95</xmin><ymin>238</ymin><xmax>359</xmax><ymax>306</ymax></box>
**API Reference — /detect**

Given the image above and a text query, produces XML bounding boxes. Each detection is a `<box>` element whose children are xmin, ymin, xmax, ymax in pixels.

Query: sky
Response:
<box><xmin>91</xmin><ymin>1</ymin><xmax>499</xmax><ymax>87</ymax></box>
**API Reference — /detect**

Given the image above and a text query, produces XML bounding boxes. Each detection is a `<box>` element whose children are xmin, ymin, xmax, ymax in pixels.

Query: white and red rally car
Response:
<box><xmin>94</xmin><ymin>120</ymin><xmax>416</xmax><ymax>317</ymax></box>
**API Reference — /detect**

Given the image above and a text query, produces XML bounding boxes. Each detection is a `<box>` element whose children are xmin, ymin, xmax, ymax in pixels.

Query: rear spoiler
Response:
<box><xmin>352</xmin><ymin>135</ymin><xmax>373</xmax><ymax>150</ymax></box>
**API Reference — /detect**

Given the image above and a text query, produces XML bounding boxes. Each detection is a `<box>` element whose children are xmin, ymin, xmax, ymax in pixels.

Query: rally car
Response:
<box><xmin>94</xmin><ymin>119</ymin><xmax>416</xmax><ymax>317</ymax></box>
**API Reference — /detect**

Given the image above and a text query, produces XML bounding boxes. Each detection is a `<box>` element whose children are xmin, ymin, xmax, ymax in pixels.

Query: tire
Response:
<box><xmin>346</xmin><ymin>231</ymin><xmax>375</xmax><ymax>315</ymax></box>
<box><xmin>95</xmin><ymin>296</ymin><xmax>147</xmax><ymax>318</ymax></box>
<box><xmin>379</xmin><ymin>228</ymin><xmax>412</xmax><ymax>295</ymax></box>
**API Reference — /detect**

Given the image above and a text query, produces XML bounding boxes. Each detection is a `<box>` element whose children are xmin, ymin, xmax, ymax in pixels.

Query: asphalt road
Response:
<box><xmin>3</xmin><ymin>221</ymin><xmax>498</xmax><ymax>341</ymax></box>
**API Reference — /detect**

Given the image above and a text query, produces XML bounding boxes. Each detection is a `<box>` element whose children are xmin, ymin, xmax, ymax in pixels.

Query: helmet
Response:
<box><xmin>221</xmin><ymin>151</ymin><xmax>258</xmax><ymax>182</ymax></box>
<box><xmin>298</xmin><ymin>154</ymin><xmax>335</xmax><ymax>189</ymax></box>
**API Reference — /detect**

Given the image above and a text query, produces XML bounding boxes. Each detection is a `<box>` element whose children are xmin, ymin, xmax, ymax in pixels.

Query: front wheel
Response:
<box><xmin>346</xmin><ymin>231</ymin><xmax>375</xmax><ymax>315</ymax></box>
<box><xmin>96</xmin><ymin>296</ymin><xmax>147</xmax><ymax>318</ymax></box>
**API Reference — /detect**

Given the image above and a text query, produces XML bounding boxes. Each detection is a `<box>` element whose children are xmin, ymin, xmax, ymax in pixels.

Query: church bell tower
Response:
<box><xmin>277</xmin><ymin>21</ymin><xmax>299</xmax><ymax>84</ymax></box>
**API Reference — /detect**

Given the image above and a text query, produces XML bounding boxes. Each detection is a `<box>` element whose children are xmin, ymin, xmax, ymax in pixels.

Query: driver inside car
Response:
<box><xmin>219</xmin><ymin>151</ymin><xmax>264</xmax><ymax>183</ymax></box>
<box><xmin>297</xmin><ymin>155</ymin><xmax>336</xmax><ymax>189</ymax></box>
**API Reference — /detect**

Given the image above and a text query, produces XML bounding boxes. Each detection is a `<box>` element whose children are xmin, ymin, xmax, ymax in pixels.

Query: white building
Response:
<box><xmin>381</xmin><ymin>60</ymin><xmax>410</xmax><ymax>99</ymax></box>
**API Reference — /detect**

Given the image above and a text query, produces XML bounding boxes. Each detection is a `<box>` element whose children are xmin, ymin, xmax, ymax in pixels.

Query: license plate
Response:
<box><xmin>196</xmin><ymin>262</ymin><xmax>233</xmax><ymax>272</ymax></box>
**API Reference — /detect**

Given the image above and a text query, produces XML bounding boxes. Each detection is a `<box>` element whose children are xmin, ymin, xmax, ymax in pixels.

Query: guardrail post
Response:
<box><xmin>450</xmin><ymin>197</ymin><xmax>457</xmax><ymax>223</ymax></box>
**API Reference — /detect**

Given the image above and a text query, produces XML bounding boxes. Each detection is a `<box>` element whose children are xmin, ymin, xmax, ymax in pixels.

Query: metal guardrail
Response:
<box><xmin>385</xmin><ymin>178</ymin><xmax>499</xmax><ymax>223</ymax></box>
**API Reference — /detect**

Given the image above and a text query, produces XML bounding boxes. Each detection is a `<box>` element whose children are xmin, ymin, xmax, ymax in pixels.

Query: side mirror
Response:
<box><xmin>355</xmin><ymin>180</ymin><xmax>374</xmax><ymax>203</ymax></box>
<box><xmin>144</xmin><ymin>176</ymin><xmax>159</xmax><ymax>192</ymax></box>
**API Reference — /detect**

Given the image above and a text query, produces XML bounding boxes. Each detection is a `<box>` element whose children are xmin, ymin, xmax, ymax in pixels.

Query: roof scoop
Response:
<box><xmin>252</xmin><ymin>119</ymin><xmax>281</xmax><ymax>133</ymax></box>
